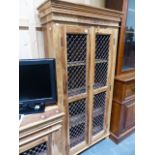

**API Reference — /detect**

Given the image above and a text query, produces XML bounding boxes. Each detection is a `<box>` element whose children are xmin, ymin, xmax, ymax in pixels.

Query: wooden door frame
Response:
<box><xmin>61</xmin><ymin>25</ymin><xmax>90</xmax><ymax>155</ymax></box>
<box><xmin>89</xmin><ymin>28</ymin><xmax>116</xmax><ymax>143</ymax></box>
<box><xmin>115</xmin><ymin>0</ymin><xmax>135</xmax><ymax>75</ymax></box>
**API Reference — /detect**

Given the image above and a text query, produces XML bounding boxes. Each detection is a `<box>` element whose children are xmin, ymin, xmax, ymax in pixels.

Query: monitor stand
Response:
<box><xmin>19</xmin><ymin>102</ymin><xmax>45</xmax><ymax>115</ymax></box>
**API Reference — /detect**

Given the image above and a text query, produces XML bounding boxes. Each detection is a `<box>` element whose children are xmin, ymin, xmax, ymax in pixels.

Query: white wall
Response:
<box><xmin>19</xmin><ymin>0</ymin><xmax>106</xmax><ymax>59</ymax></box>
<box><xmin>89</xmin><ymin>0</ymin><xmax>105</xmax><ymax>7</ymax></box>
<box><xmin>61</xmin><ymin>0</ymin><xmax>105</xmax><ymax>7</ymax></box>
<box><xmin>19</xmin><ymin>0</ymin><xmax>46</xmax><ymax>59</ymax></box>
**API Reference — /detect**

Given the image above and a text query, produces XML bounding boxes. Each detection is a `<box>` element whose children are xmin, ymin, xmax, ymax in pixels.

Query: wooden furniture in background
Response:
<box><xmin>105</xmin><ymin>0</ymin><xmax>135</xmax><ymax>143</ymax></box>
<box><xmin>19</xmin><ymin>106</ymin><xmax>64</xmax><ymax>155</ymax></box>
<box><xmin>106</xmin><ymin>0</ymin><xmax>135</xmax><ymax>75</ymax></box>
<box><xmin>38</xmin><ymin>1</ymin><xmax>122</xmax><ymax>154</ymax></box>
<box><xmin>110</xmin><ymin>73</ymin><xmax>135</xmax><ymax>143</ymax></box>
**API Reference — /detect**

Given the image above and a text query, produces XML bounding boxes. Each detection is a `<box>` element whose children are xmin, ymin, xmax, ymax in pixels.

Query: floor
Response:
<box><xmin>80</xmin><ymin>134</ymin><xmax>135</xmax><ymax>155</ymax></box>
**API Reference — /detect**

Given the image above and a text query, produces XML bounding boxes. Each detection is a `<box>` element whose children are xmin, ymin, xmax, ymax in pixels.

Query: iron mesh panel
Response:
<box><xmin>67</xmin><ymin>34</ymin><xmax>87</xmax><ymax>63</ymax></box>
<box><xmin>68</xmin><ymin>65</ymin><xmax>86</xmax><ymax>96</ymax></box>
<box><xmin>95</xmin><ymin>34</ymin><xmax>110</xmax><ymax>60</ymax></box>
<box><xmin>94</xmin><ymin>63</ymin><xmax>108</xmax><ymax>88</ymax></box>
<box><xmin>94</xmin><ymin>34</ymin><xmax>110</xmax><ymax>89</ymax></box>
<box><xmin>20</xmin><ymin>142</ymin><xmax>47</xmax><ymax>155</ymax></box>
<box><xmin>67</xmin><ymin>34</ymin><xmax>87</xmax><ymax>96</ymax></box>
<box><xmin>92</xmin><ymin>92</ymin><xmax>106</xmax><ymax>135</ymax></box>
<box><xmin>69</xmin><ymin>99</ymin><xmax>86</xmax><ymax>148</ymax></box>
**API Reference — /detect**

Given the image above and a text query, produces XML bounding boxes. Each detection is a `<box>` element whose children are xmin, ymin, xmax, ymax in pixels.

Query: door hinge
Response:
<box><xmin>61</xmin><ymin>37</ymin><xmax>64</xmax><ymax>47</ymax></box>
<box><xmin>109</xmin><ymin>85</ymin><xmax>112</xmax><ymax>91</ymax></box>
<box><xmin>113</xmin><ymin>38</ymin><xmax>115</xmax><ymax>45</ymax></box>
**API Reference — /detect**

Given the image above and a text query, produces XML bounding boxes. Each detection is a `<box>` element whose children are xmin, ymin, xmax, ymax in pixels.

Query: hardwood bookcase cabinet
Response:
<box><xmin>110</xmin><ymin>73</ymin><xmax>135</xmax><ymax>143</ymax></box>
<box><xmin>38</xmin><ymin>1</ymin><xmax>122</xmax><ymax>154</ymax></box>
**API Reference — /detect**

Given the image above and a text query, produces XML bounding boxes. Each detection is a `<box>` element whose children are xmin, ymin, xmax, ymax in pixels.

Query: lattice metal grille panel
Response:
<box><xmin>92</xmin><ymin>92</ymin><xmax>106</xmax><ymax>135</ymax></box>
<box><xmin>69</xmin><ymin>99</ymin><xmax>86</xmax><ymax>148</ymax></box>
<box><xmin>94</xmin><ymin>34</ymin><xmax>110</xmax><ymax>89</ymax></box>
<box><xmin>67</xmin><ymin>33</ymin><xmax>87</xmax><ymax>96</ymax></box>
<box><xmin>20</xmin><ymin>142</ymin><xmax>47</xmax><ymax>155</ymax></box>
<box><xmin>68</xmin><ymin>65</ymin><xmax>86</xmax><ymax>96</ymax></box>
<box><xmin>67</xmin><ymin>34</ymin><xmax>87</xmax><ymax>62</ymax></box>
<box><xmin>94</xmin><ymin>63</ymin><xmax>108</xmax><ymax>88</ymax></box>
<box><xmin>95</xmin><ymin>34</ymin><xmax>110</xmax><ymax>60</ymax></box>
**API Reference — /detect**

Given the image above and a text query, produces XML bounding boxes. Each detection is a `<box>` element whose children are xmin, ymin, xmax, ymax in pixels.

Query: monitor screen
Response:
<box><xmin>19</xmin><ymin>59</ymin><xmax>57</xmax><ymax>104</ymax></box>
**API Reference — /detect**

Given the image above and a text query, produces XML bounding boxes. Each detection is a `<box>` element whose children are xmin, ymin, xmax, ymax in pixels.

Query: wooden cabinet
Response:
<box><xmin>38</xmin><ymin>1</ymin><xmax>122</xmax><ymax>154</ymax></box>
<box><xmin>106</xmin><ymin>0</ymin><xmax>135</xmax><ymax>74</ymax></box>
<box><xmin>19</xmin><ymin>106</ymin><xmax>64</xmax><ymax>155</ymax></box>
<box><xmin>124</xmin><ymin>101</ymin><xmax>135</xmax><ymax>130</ymax></box>
<box><xmin>110</xmin><ymin>73</ymin><xmax>135</xmax><ymax>143</ymax></box>
<box><xmin>105</xmin><ymin>0</ymin><xmax>135</xmax><ymax>143</ymax></box>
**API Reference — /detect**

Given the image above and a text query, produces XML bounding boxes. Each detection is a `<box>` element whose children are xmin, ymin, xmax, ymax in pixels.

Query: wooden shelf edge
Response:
<box><xmin>19</xmin><ymin>106</ymin><xmax>64</xmax><ymax>132</ymax></box>
<box><xmin>113</xmin><ymin>96</ymin><xmax>135</xmax><ymax>105</ymax></box>
<box><xmin>115</xmin><ymin>72</ymin><xmax>135</xmax><ymax>83</ymax></box>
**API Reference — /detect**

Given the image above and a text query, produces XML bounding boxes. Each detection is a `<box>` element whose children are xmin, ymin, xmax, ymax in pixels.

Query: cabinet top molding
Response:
<box><xmin>38</xmin><ymin>0</ymin><xmax>123</xmax><ymax>26</ymax></box>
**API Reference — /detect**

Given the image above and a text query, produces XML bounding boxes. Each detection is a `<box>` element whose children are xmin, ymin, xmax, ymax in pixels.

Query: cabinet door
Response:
<box><xmin>61</xmin><ymin>25</ymin><xmax>90</xmax><ymax>154</ymax></box>
<box><xmin>19</xmin><ymin>136</ymin><xmax>49</xmax><ymax>155</ymax></box>
<box><xmin>89</xmin><ymin>28</ymin><xmax>116</xmax><ymax>143</ymax></box>
<box><xmin>124</xmin><ymin>102</ymin><xmax>135</xmax><ymax>130</ymax></box>
<box><xmin>61</xmin><ymin>25</ymin><xmax>117</xmax><ymax>154</ymax></box>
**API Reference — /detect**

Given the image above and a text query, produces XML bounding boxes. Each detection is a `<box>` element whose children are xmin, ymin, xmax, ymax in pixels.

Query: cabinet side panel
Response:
<box><xmin>105</xmin><ymin>29</ymin><xmax>119</xmax><ymax>134</ymax></box>
<box><xmin>110</xmin><ymin>102</ymin><xmax>122</xmax><ymax>134</ymax></box>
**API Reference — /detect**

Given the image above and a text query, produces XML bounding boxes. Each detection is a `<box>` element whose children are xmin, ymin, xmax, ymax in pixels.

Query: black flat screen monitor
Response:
<box><xmin>19</xmin><ymin>59</ymin><xmax>57</xmax><ymax>106</ymax></box>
